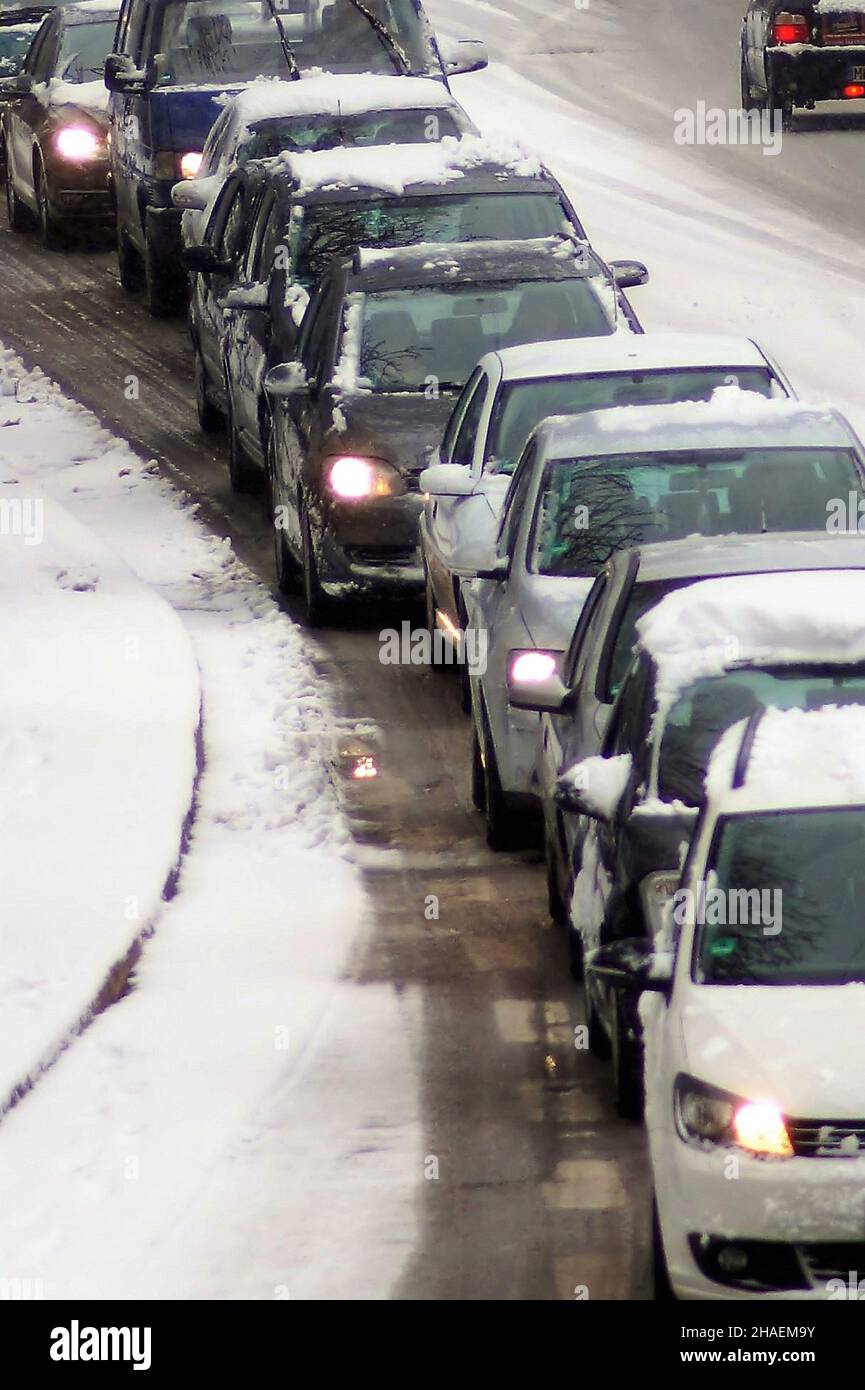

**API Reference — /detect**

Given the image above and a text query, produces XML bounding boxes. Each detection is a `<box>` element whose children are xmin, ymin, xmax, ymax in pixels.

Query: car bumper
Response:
<box><xmin>317</xmin><ymin>493</ymin><xmax>425</xmax><ymax>598</ymax></box>
<box><xmin>769</xmin><ymin>46</ymin><xmax>865</xmax><ymax>103</ymax></box>
<box><xmin>51</xmin><ymin>186</ymin><xmax>112</xmax><ymax>219</ymax></box>
<box><xmin>656</xmin><ymin>1127</ymin><xmax>865</xmax><ymax>1299</ymax></box>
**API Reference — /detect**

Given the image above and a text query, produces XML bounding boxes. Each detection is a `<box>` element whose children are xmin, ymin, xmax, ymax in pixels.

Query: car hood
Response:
<box><xmin>327</xmin><ymin>392</ymin><xmax>456</xmax><ymax>482</ymax></box>
<box><xmin>681</xmin><ymin>984</ymin><xmax>865</xmax><ymax>1118</ymax></box>
<box><xmin>49</xmin><ymin>80</ymin><xmax>110</xmax><ymax>129</ymax></box>
<box><xmin>519</xmin><ymin>575</ymin><xmax>593</xmax><ymax>651</ymax></box>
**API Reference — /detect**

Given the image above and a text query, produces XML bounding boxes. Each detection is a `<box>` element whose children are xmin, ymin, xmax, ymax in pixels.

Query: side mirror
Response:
<box><xmin>554</xmin><ymin>753</ymin><xmax>633</xmax><ymax>821</ymax></box>
<box><xmin>586</xmin><ymin>938</ymin><xmax>673</xmax><ymax>998</ymax></box>
<box><xmin>439</xmin><ymin>36</ymin><xmax>489</xmax><ymax>76</ymax></box>
<box><xmin>171</xmin><ymin>178</ymin><xmax>213</xmax><ymax>212</ymax></box>
<box><xmin>609</xmin><ymin>259</ymin><xmax>650</xmax><ymax>289</ymax></box>
<box><xmin>104</xmin><ymin>52</ymin><xmax>152</xmax><ymax>94</ymax></box>
<box><xmin>181</xmin><ymin>243</ymin><xmax>231</xmax><ymax>276</ymax></box>
<box><xmin>264</xmin><ymin>362</ymin><xmax>309</xmax><ymax>399</ymax></box>
<box><xmin>509</xmin><ymin>670</ymin><xmax>571</xmax><ymax>714</ymax></box>
<box><xmin>222</xmin><ymin>282</ymin><xmax>269</xmax><ymax>313</ymax></box>
<box><xmin>420</xmin><ymin>463</ymin><xmax>474</xmax><ymax>498</ymax></box>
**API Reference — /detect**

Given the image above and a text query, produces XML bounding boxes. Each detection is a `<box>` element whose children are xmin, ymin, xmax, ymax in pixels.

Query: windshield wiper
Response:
<box><xmin>263</xmin><ymin>0</ymin><xmax>301</xmax><ymax>80</ymax></box>
<box><xmin>344</xmin><ymin>0</ymin><xmax>411</xmax><ymax>75</ymax></box>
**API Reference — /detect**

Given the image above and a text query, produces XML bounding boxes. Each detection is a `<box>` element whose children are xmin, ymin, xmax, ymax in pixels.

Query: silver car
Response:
<box><xmin>464</xmin><ymin>397</ymin><xmax>865</xmax><ymax>850</ymax></box>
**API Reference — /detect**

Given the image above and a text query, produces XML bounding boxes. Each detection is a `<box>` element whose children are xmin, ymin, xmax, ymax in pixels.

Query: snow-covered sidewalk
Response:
<box><xmin>0</xmin><ymin>350</ymin><xmax>421</xmax><ymax>1299</ymax></box>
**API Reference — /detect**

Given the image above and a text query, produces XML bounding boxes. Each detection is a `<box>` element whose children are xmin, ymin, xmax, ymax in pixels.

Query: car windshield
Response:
<box><xmin>294</xmin><ymin>193</ymin><xmax>571</xmax><ymax>286</ymax></box>
<box><xmin>239</xmin><ymin>107</ymin><xmax>467</xmax><ymax>163</ymax></box>
<box><xmin>531</xmin><ymin>448</ymin><xmax>863</xmax><ymax>578</ymax></box>
<box><xmin>485</xmin><ymin>369</ymin><xmax>776</xmax><ymax>475</ymax></box>
<box><xmin>154</xmin><ymin>0</ymin><xmax>431</xmax><ymax>86</ymax></box>
<box><xmin>0</xmin><ymin>20</ymin><xmax>40</xmax><ymax>75</ymax></box>
<box><xmin>355</xmin><ymin>281</ymin><xmax>613</xmax><ymax>392</ymax></box>
<box><xmin>697</xmin><ymin>809</ymin><xmax>865</xmax><ymax>986</ymax></box>
<box><xmin>58</xmin><ymin>18</ymin><xmax>117</xmax><ymax>81</ymax></box>
<box><xmin>659</xmin><ymin>666</ymin><xmax>865</xmax><ymax>807</ymax></box>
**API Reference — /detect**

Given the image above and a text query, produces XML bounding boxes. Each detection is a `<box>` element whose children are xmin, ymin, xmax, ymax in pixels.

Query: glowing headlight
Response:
<box><xmin>55</xmin><ymin>126</ymin><xmax>101</xmax><ymax>160</ymax></box>
<box><xmin>509</xmin><ymin>649</ymin><xmax>558</xmax><ymax>686</ymax></box>
<box><xmin>324</xmin><ymin>456</ymin><xmax>404</xmax><ymax>500</ymax></box>
<box><xmin>179</xmin><ymin>151</ymin><xmax>203</xmax><ymax>180</ymax></box>
<box><xmin>675</xmin><ymin>1075</ymin><xmax>793</xmax><ymax>1158</ymax></box>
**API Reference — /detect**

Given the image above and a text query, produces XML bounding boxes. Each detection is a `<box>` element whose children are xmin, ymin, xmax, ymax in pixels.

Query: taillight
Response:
<box><xmin>773</xmin><ymin>11</ymin><xmax>809</xmax><ymax>44</ymax></box>
<box><xmin>843</xmin><ymin>83</ymin><xmax>865</xmax><ymax>98</ymax></box>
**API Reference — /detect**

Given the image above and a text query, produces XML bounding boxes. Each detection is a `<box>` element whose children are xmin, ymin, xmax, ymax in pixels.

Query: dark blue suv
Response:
<box><xmin>104</xmin><ymin>0</ymin><xmax>488</xmax><ymax>315</ymax></box>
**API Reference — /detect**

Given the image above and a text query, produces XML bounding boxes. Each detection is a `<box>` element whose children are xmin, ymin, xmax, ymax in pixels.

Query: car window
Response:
<box><xmin>251</xmin><ymin>200</ymin><xmax>282</xmax><ymax>284</ymax></box>
<box><xmin>451</xmin><ymin>372</ymin><xmax>488</xmax><ymax>469</ymax></box>
<box><xmin>27</xmin><ymin>17</ymin><xmax>56</xmax><ymax>80</ymax></box>
<box><xmin>300</xmin><ymin>287</ymin><xmax>337</xmax><ymax>385</ymax></box>
<box><xmin>136</xmin><ymin>2</ymin><xmax>158</xmax><ymax>66</ymax></box>
<box><xmin>57</xmin><ymin>19</ymin><xmax>117</xmax><ymax>83</ymax></box>
<box><xmin>216</xmin><ymin>185</ymin><xmax>248</xmax><ymax>264</ymax></box>
<box><xmin>241</xmin><ymin>189</ymin><xmax>274</xmax><ymax>282</ymax></box>
<box><xmin>564</xmin><ymin>573</ymin><xmax>608</xmax><ymax>688</ymax></box>
<box><xmin>442</xmin><ymin>369</ymin><xmax>482</xmax><ymax>463</ymax></box>
<box><xmin>498</xmin><ymin>445</ymin><xmax>536</xmax><ymax>559</ymax></box>
<box><xmin>598</xmin><ymin>577</ymin><xmax>691</xmax><ymax>706</ymax></box>
<box><xmin>604</xmin><ymin>658</ymin><xmax>653</xmax><ymax>793</ymax></box>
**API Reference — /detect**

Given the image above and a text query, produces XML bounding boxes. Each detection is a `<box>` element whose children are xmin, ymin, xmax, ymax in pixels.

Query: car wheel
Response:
<box><xmin>225</xmin><ymin>383</ymin><xmax>259</xmax><ymax>494</ymax></box>
<box><xmin>480</xmin><ymin>706</ymin><xmax>521</xmax><ymax>852</ymax></box>
<box><xmin>116</xmin><ymin>217</ymin><xmax>144</xmax><ymax>291</ymax></box>
<box><xmin>301</xmin><ymin>502</ymin><xmax>330</xmax><ymax>627</ymax></box>
<box><xmin>740</xmin><ymin>56</ymin><xmax>755</xmax><ymax>111</ymax></box>
<box><xmin>144</xmin><ymin>229</ymin><xmax>185</xmax><ymax>317</ymax></box>
<box><xmin>35</xmin><ymin>158</ymin><xmax>62</xmax><ymax>249</ymax></box>
<box><xmin>652</xmin><ymin>1198</ymin><xmax>676</xmax><ymax>1301</ymax></box>
<box><xmin>2</xmin><ymin>145</ymin><xmax>29</xmax><ymax>231</ymax></box>
<box><xmin>269</xmin><ymin>440</ymin><xmax>299</xmax><ymax>598</ymax></box>
<box><xmin>193</xmin><ymin>348</ymin><xmax>223</xmax><ymax>433</ymax></box>
<box><xmin>545</xmin><ymin>829</ymin><xmax>567</xmax><ymax>926</ymax></box>
<box><xmin>612</xmin><ymin>992</ymin><xmax>644</xmax><ymax>1122</ymax></box>
<box><xmin>470</xmin><ymin>721</ymin><xmax>485</xmax><ymax>812</ymax></box>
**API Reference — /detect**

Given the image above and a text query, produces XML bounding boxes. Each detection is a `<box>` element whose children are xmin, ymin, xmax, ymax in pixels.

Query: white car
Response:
<box><xmin>591</xmin><ymin>704</ymin><xmax>865</xmax><ymax>1299</ymax></box>
<box><xmin>420</xmin><ymin>333</ymin><xmax>794</xmax><ymax>676</ymax></box>
<box><xmin>173</xmin><ymin>73</ymin><xmax>478</xmax><ymax>246</ymax></box>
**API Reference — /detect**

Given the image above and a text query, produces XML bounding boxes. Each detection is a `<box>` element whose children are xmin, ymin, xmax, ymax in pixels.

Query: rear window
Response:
<box><xmin>295</xmin><ymin>192</ymin><xmax>572</xmax><ymax>286</ymax></box>
<box><xmin>485</xmin><ymin>369</ymin><xmax>776</xmax><ymax>476</ymax></box>
<box><xmin>531</xmin><ymin>448</ymin><xmax>863</xmax><ymax>579</ymax></box>
<box><xmin>240</xmin><ymin>107</ymin><xmax>467</xmax><ymax>162</ymax></box>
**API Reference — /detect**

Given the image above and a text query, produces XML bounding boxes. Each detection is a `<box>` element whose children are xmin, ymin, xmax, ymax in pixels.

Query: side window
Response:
<box><xmin>497</xmin><ymin>444</ymin><xmax>536</xmax><ymax>558</ymax></box>
<box><xmin>203</xmin><ymin>177</ymin><xmax>240</xmax><ymax>250</ymax></box>
<box><xmin>606</xmin><ymin>658</ymin><xmax>651</xmax><ymax>758</ymax></box>
<box><xmin>135</xmin><ymin>3</ymin><xmax>158</xmax><ymax>66</ymax></box>
<box><xmin>442</xmin><ymin>368</ymin><xmax>482</xmax><ymax>463</ymax></box>
<box><xmin>23</xmin><ymin>23</ymin><xmax>49</xmax><ymax>75</ymax></box>
<box><xmin>216</xmin><ymin>187</ymin><xmax>247</xmax><ymax>265</ymax></box>
<box><xmin>253</xmin><ymin>205</ymin><xmax>283</xmax><ymax>285</ymax></box>
<box><xmin>299</xmin><ymin>289</ymin><xmax>332</xmax><ymax>380</ymax></box>
<box><xmin>242</xmin><ymin>191</ymin><xmax>274</xmax><ymax>282</ymax></box>
<box><xmin>564</xmin><ymin>574</ymin><xmax>608</xmax><ymax>689</ymax></box>
<box><xmin>452</xmin><ymin>373</ymin><xmax>488</xmax><ymax>470</ymax></box>
<box><xmin>29</xmin><ymin>19</ymin><xmax>57</xmax><ymax>80</ymax></box>
<box><xmin>114</xmin><ymin>0</ymin><xmax>132</xmax><ymax>54</ymax></box>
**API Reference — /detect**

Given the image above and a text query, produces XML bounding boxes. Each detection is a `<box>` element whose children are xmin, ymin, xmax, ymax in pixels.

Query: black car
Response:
<box><xmin>741</xmin><ymin>2</ymin><xmax>865</xmax><ymax>121</ymax></box>
<box><xmin>185</xmin><ymin>148</ymin><xmax>611</xmax><ymax>480</ymax></box>
<box><xmin>263</xmin><ymin>237</ymin><xmax>630</xmax><ymax>622</ymax></box>
<box><xmin>2</xmin><ymin>0</ymin><xmax>117</xmax><ymax>245</ymax></box>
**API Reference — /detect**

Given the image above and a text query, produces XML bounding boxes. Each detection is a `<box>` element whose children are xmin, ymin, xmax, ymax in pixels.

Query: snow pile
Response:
<box><xmin>560</xmin><ymin>753</ymin><xmax>632</xmax><ymax>822</ymax></box>
<box><xmin>228</xmin><ymin>72</ymin><xmax>458</xmax><ymax>127</ymax></box>
<box><xmin>637</xmin><ymin>569</ymin><xmax>865</xmax><ymax>720</ymax></box>
<box><xmin>592</xmin><ymin>390</ymin><xmax>832</xmax><ymax>437</ymax></box>
<box><xmin>332</xmin><ymin>297</ymin><xmax>370</xmax><ymax>395</ymax></box>
<box><xmin>49</xmin><ymin>78</ymin><xmax>110</xmax><ymax>114</ymax></box>
<box><xmin>706</xmin><ymin>705</ymin><xmax>865</xmax><ymax>806</ymax></box>
<box><xmin>281</xmin><ymin>132</ymin><xmax>542</xmax><ymax>195</ymax></box>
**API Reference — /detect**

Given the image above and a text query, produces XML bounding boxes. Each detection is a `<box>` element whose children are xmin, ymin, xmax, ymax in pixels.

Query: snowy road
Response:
<box><xmin>0</xmin><ymin>0</ymin><xmax>862</xmax><ymax>1299</ymax></box>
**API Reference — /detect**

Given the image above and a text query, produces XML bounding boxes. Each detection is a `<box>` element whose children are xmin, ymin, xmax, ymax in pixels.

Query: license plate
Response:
<box><xmin>823</xmin><ymin>13</ymin><xmax>865</xmax><ymax>44</ymax></box>
<box><xmin>853</xmin><ymin>65</ymin><xmax>865</xmax><ymax>79</ymax></box>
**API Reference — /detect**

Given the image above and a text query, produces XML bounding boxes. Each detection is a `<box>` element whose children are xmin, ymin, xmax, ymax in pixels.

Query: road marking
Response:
<box><xmin>554</xmin><ymin>1253</ymin><xmax>633</xmax><ymax>1301</ymax></box>
<box><xmin>542</xmin><ymin>1159</ymin><xmax>628</xmax><ymax>1210</ymax></box>
<box><xmin>493</xmin><ymin>999</ymin><xmax>538</xmax><ymax>1044</ymax></box>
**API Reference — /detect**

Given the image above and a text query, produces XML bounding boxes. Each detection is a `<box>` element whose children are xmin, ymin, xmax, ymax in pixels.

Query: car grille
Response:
<box><xmin>821</xmin><ymin>13</ymin><xmax>865</xmax><ymax>45</ymax></box>
<box><xmin>345</xmin><ymin>546</ymin><xmax>419</xmax><ymax>569</ymax></box>
<box><xmin>788</xmin><ymin>1117</ymin><xmax>865</xmax><ymax>1157</ymax></box>
<box><xmin>801</xmin><ymin>1244</ymin><xmax>865</xmax><ymax>1285</ymax></box>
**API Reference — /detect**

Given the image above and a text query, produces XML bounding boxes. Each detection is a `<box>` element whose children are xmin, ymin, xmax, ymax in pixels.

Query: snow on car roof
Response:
<box><xmin>706</xmin><ymin>705</ymin><xmax>865</xmax><ymax>811</ymax></box>
<box><xmin>348</xmin><ymin>237</ymin><xmax>602</xmax><ymax>290</ymax></box>
<box><xmin>279</xmin><ymin>133</ymin><xmax>544</xmax><ymax>196</ymax></box>
<box><xmin>637</xmin><ymin>569</ymin><xmax>865</xmax><ymax>717</ymax></box>
<box><xmin>62</xmin><ymin>0</ymin><xmax>119</xmax><ymax>19</ymax></box>
<box><xmin>536</xmin><ymin>394</ymin><xmax>856</xmax><ymax>459</ymax></box>
<box><xmin>483</xmin><ymin>333</ymin><xmax>772</xmax><ymax>383</ymax></box>
<box><xmin>216</xmin><ymin>74</ymin><xmax>460</xmax><ymax>126</ymax></box>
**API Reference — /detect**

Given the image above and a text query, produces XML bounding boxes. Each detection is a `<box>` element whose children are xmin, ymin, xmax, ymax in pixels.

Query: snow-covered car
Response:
<box><xmin>592</xmin><ymin>703</ymin><xmax>865</xmax><ymax>1299</ymax></box>
<box><xmin>1</xmin><ymin>0</ymin><xmax>116</xmax><ymax>245</ymax></box>
<box><xmin>467</xmin><ymin>395</ymin><xmax>865</xmax><ymax>851</ymax></box>
<box><xmin>104</xmin><ymin>0</ymin><xmax>488</xmax><ymax>315</ymax></box>
<box><xmin>741</xmin><ymin>1</ymin><xmax>865</xmax><ymax>123</ymax></box>
<box><xmin>563</xmin><ymin>558</ymin><xmax>865</xmax><ymax>1119</ymax></box>
<box><xmin>184</xmin><ymin>135</ymin><xmax>609</xmax><ymax>457</ymax></box>
<box><xmin>173</xmin><ymin>73</ymin><xmax>478</xmax><ymax>248</ymax></box>
<box><xmin>419</xmin><ymin>334</ymin><xmax>792</xmax><ymax>690</ymax></box>
<box><xmin>0</xmin><ymin>5</ymin><xmax>51</xmax><ymax>85</ymax></box>
<box><xmin>262</xmin><ymin>237</ymin><xmax>625</xmax><ymax>622</ymax></box>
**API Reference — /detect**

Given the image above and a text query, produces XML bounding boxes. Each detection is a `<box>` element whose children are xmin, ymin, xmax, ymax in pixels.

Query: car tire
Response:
<box><xmin>3</xmin><ymin>145</ymin><xmax>30</xmax><ymax>231</ymax></box>
<box><xmin>225</xmin><ymin>383</ymin><xmax>259</xmax><ymax>494</ymax></box>
<box><xmin>612</xmin><ymin>993</ymin><xmax>644</xmax><ymax>1122</ymax></box>
<box><xmin>652</xmin><ymin>1199</ymin><xmax>676</xmax><ymax>1301</ymax></box>
<box><xmin>144</xmin><ymin>229</ymin><xmax>185</xmax><ymax>317</ymax></box>
<box><xmin>470</xmin><ymin>723</ymin><xmax>485</xmax><ymax>812</ymax></box>
<box><xmin>116</xmin><ymin>218</ymin><xmax>144</xmax><ymax>291</ymax></box>
<box><xmin>479</xmin><ymin>706</ymin><xmax>521</xmax><ymax>852</ymax></box>
<box><xmin>269</xmin><ymin>441</ymin><xmax>299</xmax><ymax>598</ymax></box>
<box><xmin>34</xmin><ymin>158</ymin><xmax>62</xmax><ymax>249</ymax></box>
<box><xmin>545</xmin><ymin>829</ymin><xmax>567</xmax><ymax>926</ymax></box>
<box><xmin>301</xmin><ymin>502</ymin><xmax>330</xmax><ymax>627</ymax></box>
<box><xmin>194</xmin><ymin>347</ymin><xmax>223</xmax><ymax>433</ymax></box>
<box><xmin>740</xmin><ymin>56</ymin><xmax>755</xmax><ymax>111</ymax></box>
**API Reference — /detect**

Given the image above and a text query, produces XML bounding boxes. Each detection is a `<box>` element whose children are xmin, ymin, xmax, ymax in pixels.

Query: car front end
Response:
<box><xmin>43</xmin><ymin>98</ymin><xmax>112</xmax><ymax>222</ymax></box>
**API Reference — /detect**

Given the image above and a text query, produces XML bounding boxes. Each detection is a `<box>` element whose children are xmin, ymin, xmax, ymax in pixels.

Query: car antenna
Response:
<box><xmin>263</xmin><ymin>0</ymin><xmax>302</xmax><ymax>81</ymax></box>
<box><xmin>344</xmin><ymin>0</ymin><xmax>411</xmax><ymax>75</ymax></box>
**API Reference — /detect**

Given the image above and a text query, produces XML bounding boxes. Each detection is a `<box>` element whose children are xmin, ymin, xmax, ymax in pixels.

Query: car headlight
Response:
<box><xmin>55</xmin><ymin>126</ymin><xmax>103</xmax><ymax>160</ymax></box>
<box><xmin>153</xmin><ymin>150</ymin><xmax>202</xmax><ymax>181</ymax></box>
<box><xmin>639</xmin><ymin>870</ymin><xmax>680</xmax><ymax>938</ymax></box>
<box><xmin>179</xmin><ymin>151</ymin><xmax>203</xmax><ymax>180</ymax></box>
<box><xmin>324</xmin><ymin>455</ymin><xmax>406</xmax><ymax>501</ymax></box>
<box><xmin>674</xmin><ymin>1075</ymin><xmax>793</xmax><ymax>1157</ymax></box>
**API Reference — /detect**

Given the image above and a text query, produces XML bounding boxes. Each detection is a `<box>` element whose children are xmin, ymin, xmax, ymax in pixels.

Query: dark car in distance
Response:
<box><xmin>1</xmin><ymin>0</ymin><xmax>117</xmax><ymax>244</ymax></box>
<box><xmin>262</xmin><ymin>237</ymin><xmax>633</xmax><ymax>623</ymax></box>
<box><xmin>741</xmin><ymin>2</ymin><xmax>865</xmax><ymax>121</ymax></box>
